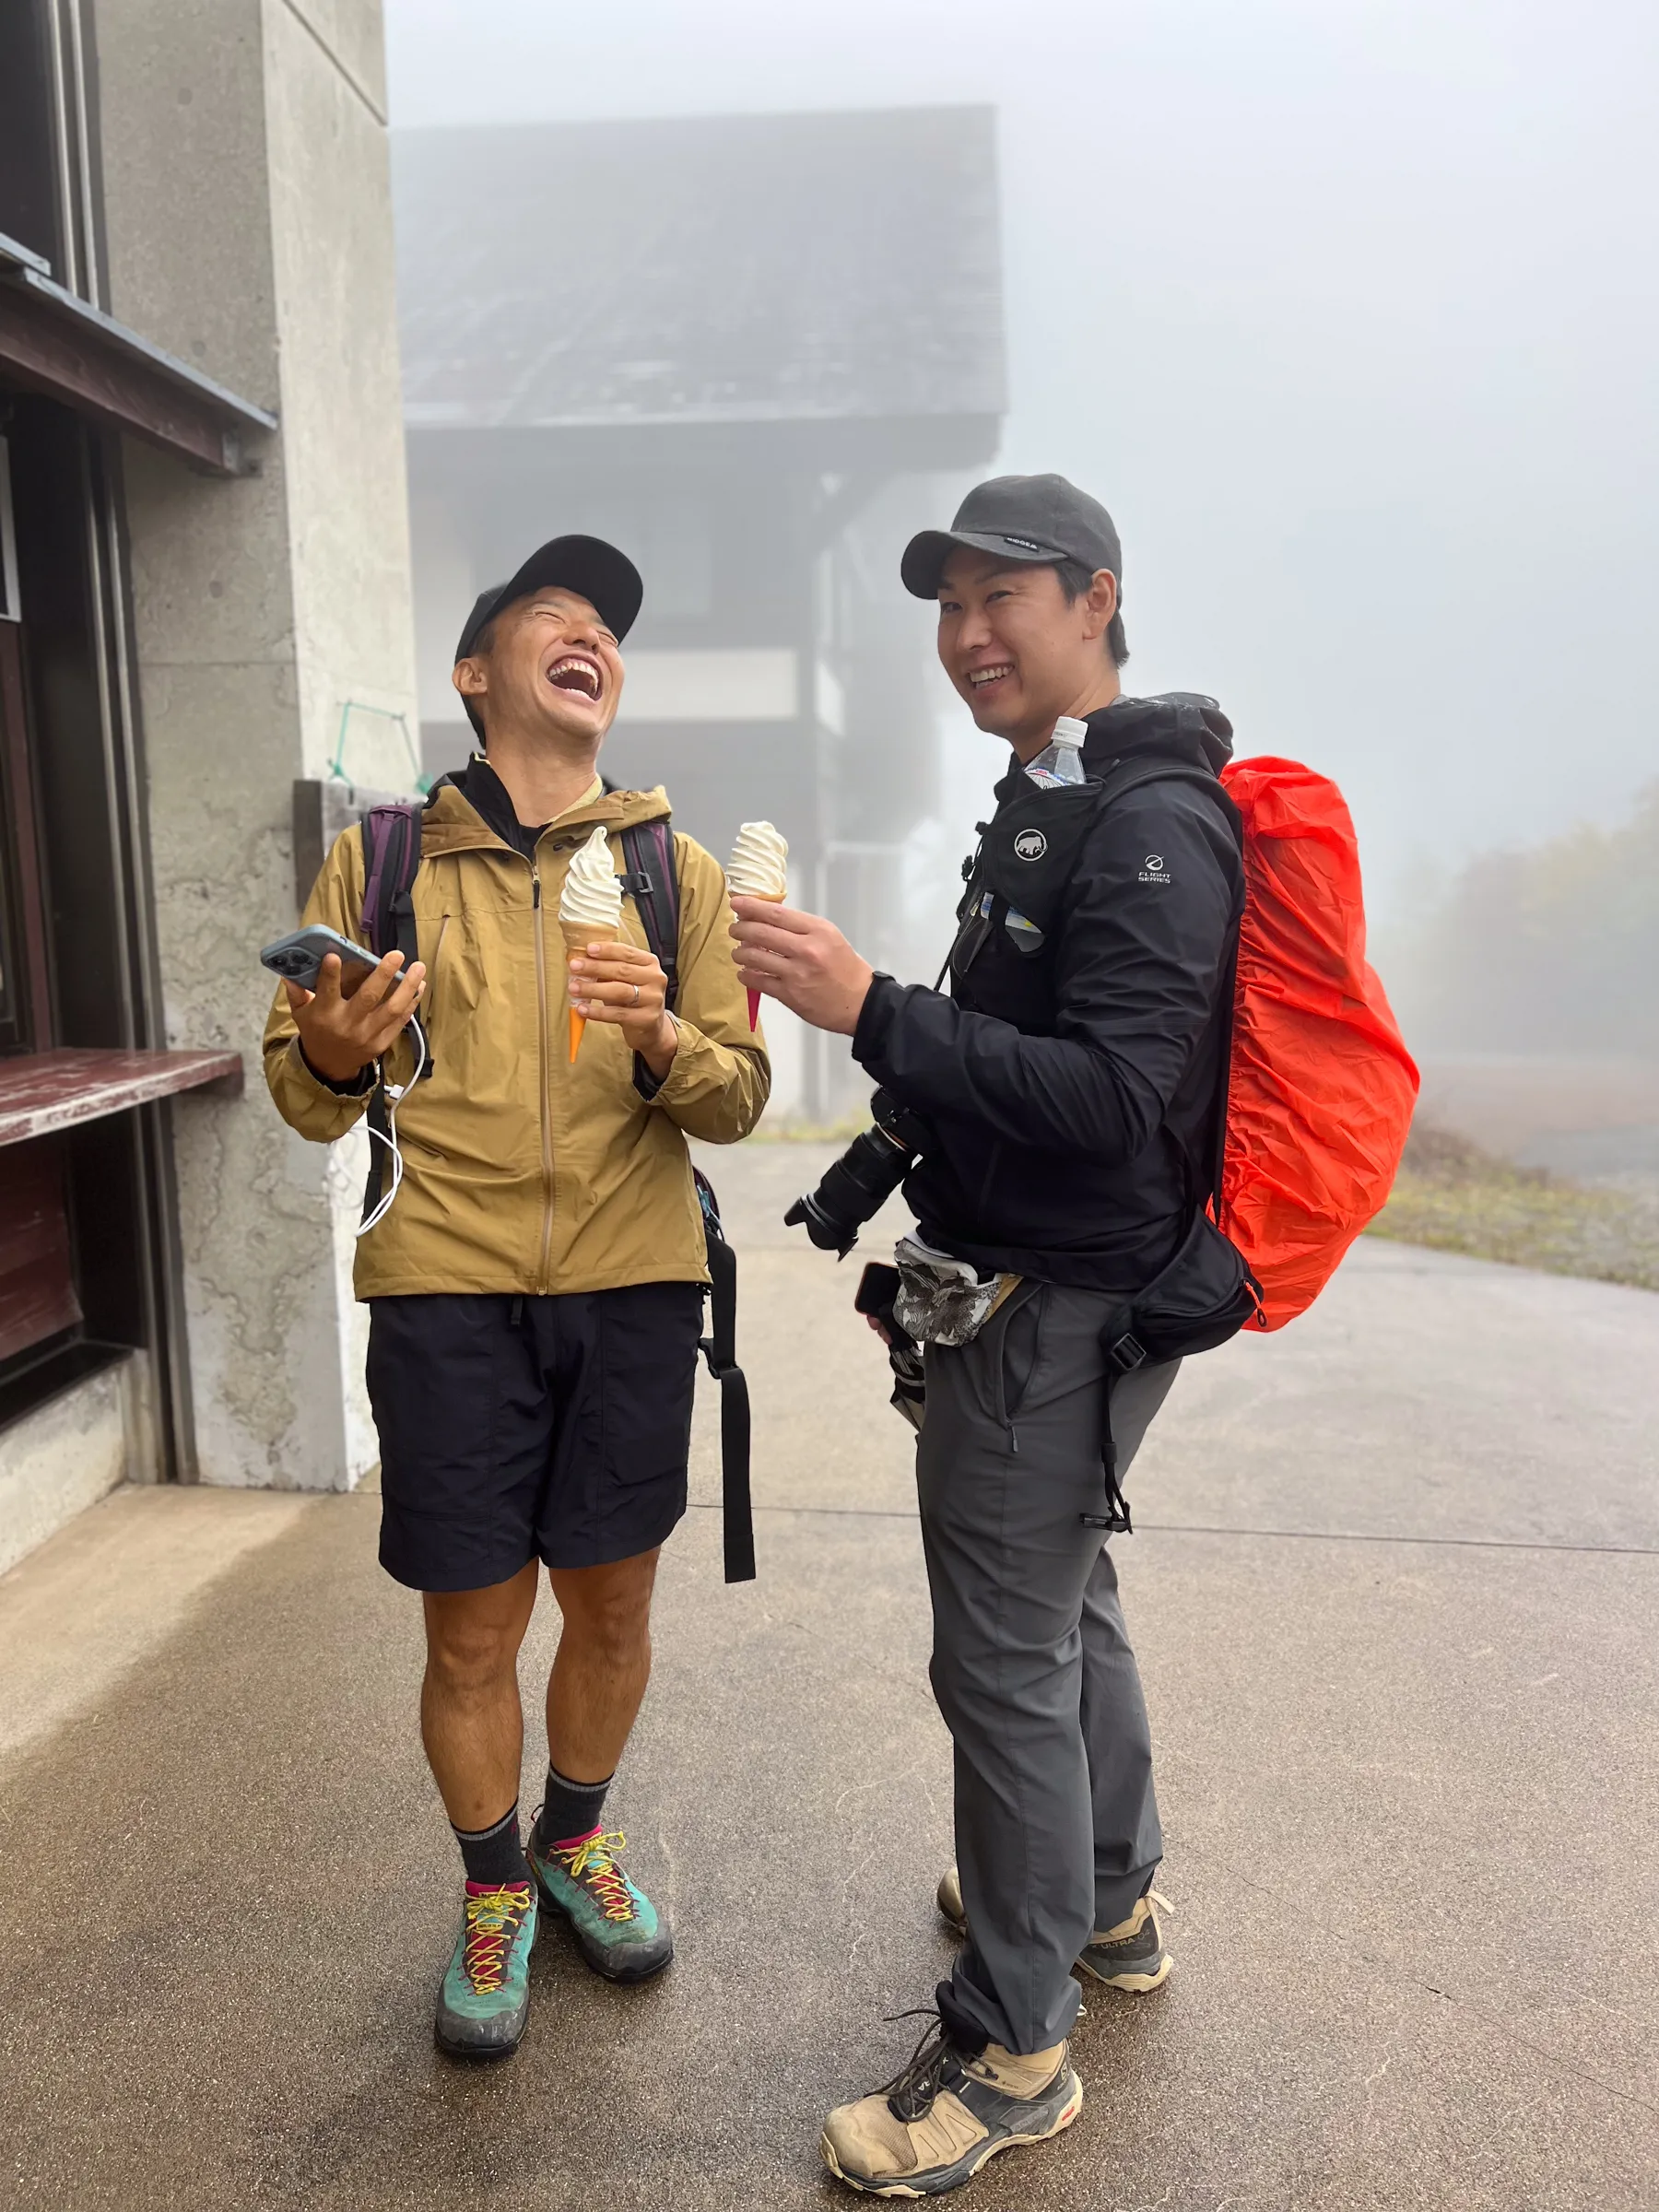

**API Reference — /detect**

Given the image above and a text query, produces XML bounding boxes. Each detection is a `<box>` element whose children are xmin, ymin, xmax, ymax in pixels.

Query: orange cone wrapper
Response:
<box><xmin>727</xmin><ymin>822</ymin><xmax>789</xmax><ymax>1033</ymax></box>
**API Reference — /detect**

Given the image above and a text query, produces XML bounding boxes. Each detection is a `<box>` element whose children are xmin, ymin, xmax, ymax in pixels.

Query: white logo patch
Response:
<box><xmin>1014</xmin><ymin>829</ymin><xmax>1048</xmax><ymax>861</ymax></box>
<box><xmin>1139</xmin><ymin>853</ymin><xmax>1171</xmax><ymax>884</ymax></box>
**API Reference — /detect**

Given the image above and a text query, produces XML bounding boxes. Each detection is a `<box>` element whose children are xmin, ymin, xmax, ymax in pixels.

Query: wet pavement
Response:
<box><xmin>2</xmin><ymin>1141</ymin><xmax>1656</xmax><ymax>2209</ymax></box>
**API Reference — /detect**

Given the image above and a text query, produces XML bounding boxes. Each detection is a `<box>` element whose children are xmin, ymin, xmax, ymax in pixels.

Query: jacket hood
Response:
<box><xmin>1082</xmin><ymin>692</ymin><xmax>1234</xmax><ymax>776</ymax></box>
<box><xmin>419</xmin><ymin>773</ymin><xmax>673</xmax><ymax>858</ymax></box>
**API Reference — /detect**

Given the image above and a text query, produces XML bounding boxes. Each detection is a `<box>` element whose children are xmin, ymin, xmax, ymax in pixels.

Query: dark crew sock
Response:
<box><xmin>533</xmin><ymin>1763</ymin><xmax>614</xmax><ymax>1853</ymax></box>
<box><xmin>452</xmin><ymin>1801</ymin><xmax>531</xmax><ymax>1888</ymax></box>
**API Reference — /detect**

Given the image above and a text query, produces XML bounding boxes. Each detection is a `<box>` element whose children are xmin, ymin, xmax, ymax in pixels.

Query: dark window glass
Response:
<box><xmin>0</xmin><ymin>0</ymin><xmax>60</xmax><ymax>271</ymax></box>
<box><xmin>0</xmin><ymin>616</ymin><xmax>49</xmax><ymax>1053</ymax></box>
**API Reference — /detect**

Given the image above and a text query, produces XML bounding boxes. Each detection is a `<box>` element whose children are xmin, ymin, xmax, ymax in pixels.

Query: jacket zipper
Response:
<box><xmin>531</xmin><ymin>861</ymin><xmax>555</xmax><ymax>1291</ymax></box>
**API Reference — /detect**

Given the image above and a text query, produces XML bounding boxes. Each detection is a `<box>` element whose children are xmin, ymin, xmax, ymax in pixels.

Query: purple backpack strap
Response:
<box><xmin>359</xmin><ymin>802</ymin><xmax>424</xmax><ymax>959</ymax></box>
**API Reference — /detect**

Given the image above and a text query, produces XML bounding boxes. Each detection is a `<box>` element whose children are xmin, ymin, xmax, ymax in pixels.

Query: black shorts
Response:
<box><xmin>366</xmin><ymin>1284</ymin><xmax>704</xmax><ymax>1591</ymax></box>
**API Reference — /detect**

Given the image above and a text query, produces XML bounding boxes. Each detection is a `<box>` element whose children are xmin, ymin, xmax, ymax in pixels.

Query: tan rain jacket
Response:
<box><xmin>263</xmin><ymin>780</ymin><xmax>770</xmax><ymax>1299</ymax></box>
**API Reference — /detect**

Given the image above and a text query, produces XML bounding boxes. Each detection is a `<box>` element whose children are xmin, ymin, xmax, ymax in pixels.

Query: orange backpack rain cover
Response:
<box><xmin>1216</xmin><ymin>758</ymin><xmax>1419</xmax><ymax>1329</ymax></box>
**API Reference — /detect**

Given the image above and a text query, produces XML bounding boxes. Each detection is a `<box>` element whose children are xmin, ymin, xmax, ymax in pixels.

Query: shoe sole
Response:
<box><xmin>820</xmin><ymin>2081</ymin><xmax>1084</xmax><ymax>2198</ymax></box>
<box><xmin>531</xmin><ymin>1867</ymin><xmax>674</xmax><ymax>1984</ymax></box>
<box><xmin>939</xmin><ymin>1900</ymin><xmax>1173</xmax><ymax>1995</ymax></box>
<box><xmin>1076</xmin><ymin>1951</ymin><xmax>1173</xmax><ymax>1994</ymax></box>
<box><xmin>434</xmin><ymin>2024</ymin><xmax>524</xmax><ymax>2061</ymax></box>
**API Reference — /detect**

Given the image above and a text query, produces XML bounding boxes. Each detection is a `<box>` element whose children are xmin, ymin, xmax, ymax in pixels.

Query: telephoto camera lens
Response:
<box><xmin>783</xmin><ymin>1089</ymin><xmax>928</xmax><ymax>1257</ymax></box>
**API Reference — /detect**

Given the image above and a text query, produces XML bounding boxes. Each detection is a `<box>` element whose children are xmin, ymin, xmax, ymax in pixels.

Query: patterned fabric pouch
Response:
<box><xmin>892</xmin><ymin>1235</ymin><xmax>1020</xmax><ymax>1347</ymax></box>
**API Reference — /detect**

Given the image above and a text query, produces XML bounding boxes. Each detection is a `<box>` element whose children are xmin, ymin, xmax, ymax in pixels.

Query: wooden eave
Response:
<box><xmin>0</xmin><ymin>1048</ymin><xmax>243</xmax><ymax>1147</ymax></box>
<box><xmin>0</xmin><ymin>233</ymin><xmax>276</xmax><ymax>477</ymax></box>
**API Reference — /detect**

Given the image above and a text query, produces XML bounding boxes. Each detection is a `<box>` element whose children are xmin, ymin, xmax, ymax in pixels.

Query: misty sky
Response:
<box><xmin>385</xmin><ymin>0</ymin><xmax>1658</xmax><ymax>920</ymax></box>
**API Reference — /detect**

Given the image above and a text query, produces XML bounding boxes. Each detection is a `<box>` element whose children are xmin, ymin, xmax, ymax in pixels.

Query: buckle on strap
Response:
<box><xmin>1107</xmin><ymin>1330</ymin><xmax>1147</xmax><ymax>1372</ymax></box>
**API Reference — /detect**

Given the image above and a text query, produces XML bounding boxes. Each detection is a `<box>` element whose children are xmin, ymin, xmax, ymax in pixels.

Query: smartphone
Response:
<box><xmin>260</xmin><ymin>924</ymin><xmax>380</xmax><ymax>993</ymax></box>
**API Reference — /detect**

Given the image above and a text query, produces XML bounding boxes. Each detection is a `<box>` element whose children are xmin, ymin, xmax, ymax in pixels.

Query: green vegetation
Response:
<box><xmin>1369</xmin><ymin>1124</ymin><xmax>1659</xmax><ymax>1291</ymax></box>
<box><xmin>1389</xmin><ymin>779</ymin><xmax>1659</xmax><ymax>1056</ymax></box>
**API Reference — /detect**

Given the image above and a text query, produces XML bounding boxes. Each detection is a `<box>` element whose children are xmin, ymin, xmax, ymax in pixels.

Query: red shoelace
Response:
<box><xmin>462</xmin><ymin>1881</ymin><xmax>533</xmax><ymax>1994</ymax></box>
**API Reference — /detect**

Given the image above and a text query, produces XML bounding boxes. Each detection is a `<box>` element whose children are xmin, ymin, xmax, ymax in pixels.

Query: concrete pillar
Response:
<box><xmin>91</xmin><ymin>0</ymin><xmax>417</xmax><ymax>1488</ymax></box>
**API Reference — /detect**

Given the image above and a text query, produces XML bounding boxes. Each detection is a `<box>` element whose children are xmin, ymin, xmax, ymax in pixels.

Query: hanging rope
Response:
<box><xmin>328</xmin><ymin>700</ymin><xmax>430</xmax><ymax>794</ymax></box>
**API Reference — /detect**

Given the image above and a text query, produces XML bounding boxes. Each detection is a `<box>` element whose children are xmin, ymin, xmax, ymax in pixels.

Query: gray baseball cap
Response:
<box><xmin>900</xmin><ymin>474</ymin><xmax>1123</xmax><ymax>600</ymax></box>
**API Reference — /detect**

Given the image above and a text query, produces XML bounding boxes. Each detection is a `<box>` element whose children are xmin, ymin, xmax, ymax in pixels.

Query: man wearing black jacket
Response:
<box><xmin>732</xmin><ymin>475</ymin><xmax>1243</xmax><ymax>2197</ymax></box>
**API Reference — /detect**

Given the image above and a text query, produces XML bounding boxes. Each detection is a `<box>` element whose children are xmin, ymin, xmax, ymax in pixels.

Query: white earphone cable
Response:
<box><xmin>356</xmin><ymin>1019</ymin><xmax>428</xmax><ymax>1239</ymax></box>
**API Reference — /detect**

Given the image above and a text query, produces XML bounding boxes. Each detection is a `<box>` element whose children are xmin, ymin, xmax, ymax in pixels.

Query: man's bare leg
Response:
<box><xmin>421</xmin><ymin>1563</ymin><xmax>542</xmax><ymax>2057</ymax></box>
<box><xmin>529</xmin><ymin>1547</ymin><xmax>673</xmax><ymax>1981</ymax></box>
<box><xmin>545</xmin><ymin>1547</ymin><xmax>662</xmax><ymax>1783</ymax></box>
<box><xmin>420</xmin><ymin>1561</ymin><xmax>540</xmax><ymax>1830</ymax></box>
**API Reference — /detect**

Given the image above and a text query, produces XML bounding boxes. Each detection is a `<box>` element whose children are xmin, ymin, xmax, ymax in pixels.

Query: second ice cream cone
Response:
<box><xmin>726</xmin><ymin>823</ymin><xmax>790</xmax><ymax>1034</ymax></box>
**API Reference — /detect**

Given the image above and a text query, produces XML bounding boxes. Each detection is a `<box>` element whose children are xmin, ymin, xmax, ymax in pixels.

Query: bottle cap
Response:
<box><xmin>1052</xmin><ymin>716</ymin><xmax>1088</xmax><ymax>747</ymax></box>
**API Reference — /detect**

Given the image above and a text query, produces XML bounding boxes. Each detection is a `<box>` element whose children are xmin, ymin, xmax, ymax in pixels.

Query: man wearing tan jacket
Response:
<box><xmin>265</xmin><ymin>534</ymin><xmax>768</xmax><ymax>2059</ymax></box>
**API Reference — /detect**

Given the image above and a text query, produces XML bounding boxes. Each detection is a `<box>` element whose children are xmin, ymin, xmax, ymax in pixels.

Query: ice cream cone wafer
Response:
<box><xmin>742</xmin><ymin>890</ymin><xmax>783</xmax><ymax>1030</ymax></box>
<box><xmin>559</xmin><ymin>919</ymin><xmax>594</xmax><ymax>1059</ymax></box>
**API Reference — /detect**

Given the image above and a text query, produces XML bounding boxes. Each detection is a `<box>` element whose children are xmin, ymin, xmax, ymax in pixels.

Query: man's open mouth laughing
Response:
<box><xmin>547</xmin><ymin>652</ymin><xmax>604</xmax><ymax>702</ymax></box>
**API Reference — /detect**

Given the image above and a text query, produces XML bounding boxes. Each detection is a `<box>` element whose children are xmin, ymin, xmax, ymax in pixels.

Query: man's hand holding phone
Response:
<box><xmin>287</xmin><ymin>950</ymin><xmax>427</xmax><ymax>1086</ymax></box>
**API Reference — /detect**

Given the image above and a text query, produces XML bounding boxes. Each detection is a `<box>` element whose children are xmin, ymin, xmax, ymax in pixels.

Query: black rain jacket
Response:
<box><xmin>852</xmin><ymin>694</ymin><xmax>1243</xmax><ymax>1292</ymax></box>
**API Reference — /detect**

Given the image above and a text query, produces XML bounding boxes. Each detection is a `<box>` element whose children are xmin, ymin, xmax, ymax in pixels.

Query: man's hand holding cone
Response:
<box><xmin>559</xmin><ymin>825</ymin><xmax>677</xmax><ymax>1075</ymax></box>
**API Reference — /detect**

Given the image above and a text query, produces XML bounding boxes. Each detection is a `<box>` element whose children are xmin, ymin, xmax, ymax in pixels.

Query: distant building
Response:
<box><xmin>0</xmin><ymin>1</ymin><xmax>416</xmax><ymax>1572</ymax></box>
<box><xmin>393</xmin><ymin>108</ymin><xmax>1006</xmax><ymax>1112</ymax></box>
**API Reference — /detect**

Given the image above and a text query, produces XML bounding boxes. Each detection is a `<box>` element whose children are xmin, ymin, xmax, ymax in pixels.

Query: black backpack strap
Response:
<box><xmin>618</xmin><ymin>818</ymin><xmax>681</xmax><ymax>1012</ymax></box>
<box><xmin>359</xmin><ymin>802</ymin><xmax>431</xmax><ymax>1227</ymax></box>
<box><xmin>1088</xmin><ymin>754</ymin><xmax>1245</xmax><ymax>1214</ymax></box>
<box><xmin>1071</xmin><ymin>755</ymin><xmax>1245</xmax><ymax>1524</ymax></box>
<box><xmin>694</xmin><ymin>1169</ymin><xmax>755</xmax><ymax>1584</ymax></box>
<box><xmin>617</xmin><ymin>817</ymin><xmax>753</xmax><ymax>1581</ymax></box>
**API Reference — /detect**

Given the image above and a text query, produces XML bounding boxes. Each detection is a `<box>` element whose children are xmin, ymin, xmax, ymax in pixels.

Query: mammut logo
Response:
<box><xmin>1014</xmin><ymin>829</ymin><xmax>1048</xmax><ymax>861</ymax></box>
<box><xmin>1139</xmin><ymin>853</ymin><xmax>1171</xmax><ymax>884</ymax></box>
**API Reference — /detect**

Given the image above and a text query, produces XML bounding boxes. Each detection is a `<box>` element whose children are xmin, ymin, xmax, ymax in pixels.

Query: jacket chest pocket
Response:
<box><xmin>951</xmin><ymin>900</ymin><xmax>1061</xmax><ymax>1027</ymax></box>
<box><xmin>978</xmin><ymin>781</ymin><xmax>1101</xmax><ymax>934</ymax></box>
<box><xmin>949</xmin><ymin>781</ymin><xmax>1097</xmax><ymax>1001</ymax></box>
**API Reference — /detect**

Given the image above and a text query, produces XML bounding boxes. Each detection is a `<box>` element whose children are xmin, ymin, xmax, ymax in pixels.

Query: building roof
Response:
<box><xmin>393</xmin><ymin>107</ymin><xmax>1005</xmax><ymax>431</ymax></box>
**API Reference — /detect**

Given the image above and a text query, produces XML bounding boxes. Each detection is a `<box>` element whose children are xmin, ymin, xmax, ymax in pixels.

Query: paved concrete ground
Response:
<box><xmin>2</xmin><ymin>1141</ymin><xmax>1656</xmax><ymax>2210</ymax></box>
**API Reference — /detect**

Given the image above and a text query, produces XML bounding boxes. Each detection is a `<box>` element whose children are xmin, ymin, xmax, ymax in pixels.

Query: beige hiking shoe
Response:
<box><xmin>935</xmin><ymin>1867</ymin><xmax>1173</xmax><ymax>1992</ymax></box>
<box><xmin>822</xmin><ymin>2017</ymin><xmax>1082</xmax><ymax>2197</ymax></box>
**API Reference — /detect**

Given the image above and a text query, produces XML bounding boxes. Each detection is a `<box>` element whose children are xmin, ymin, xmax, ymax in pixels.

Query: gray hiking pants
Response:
<box><xmin>916</xmin><ymin>1280</ymin><xmax>1179</xmax><ymax>2056</ymax></box>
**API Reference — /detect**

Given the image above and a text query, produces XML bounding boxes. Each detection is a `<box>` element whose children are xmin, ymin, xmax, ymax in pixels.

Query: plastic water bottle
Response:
<box><xmin>1024</xmin><ymin>715</ymin><xmax>1088</xmax><ymax>788</ymax></box>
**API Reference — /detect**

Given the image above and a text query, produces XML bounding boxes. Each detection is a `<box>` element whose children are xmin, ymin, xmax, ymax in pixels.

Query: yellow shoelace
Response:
<box><xmin>463</xmin><ymin>1882</ymin><xmax>531</xmax><ymax>1993</ymax></box>
<box><xmin>559</xmin><ymin>1830</ymin><xmax>637</xmax><ymax>1924</ymax></box>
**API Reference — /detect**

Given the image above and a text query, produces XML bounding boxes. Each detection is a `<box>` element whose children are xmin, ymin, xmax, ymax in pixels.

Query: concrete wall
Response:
<box><xmin>91</xmin><ymin>0</ymin><xmax>417</xmax><ymax>1488</ymax></box>
<box><xmin>0</xmin><ymin>1356</ymin><xmax>155</xmax><ymax>1580</ymax></box>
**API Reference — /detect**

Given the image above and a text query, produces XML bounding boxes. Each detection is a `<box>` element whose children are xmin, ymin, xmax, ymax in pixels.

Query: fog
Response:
<box><xmin>384</xmin><ymin>0</ymin><xmax>1659</xmax><ymax>1133</ymax></box>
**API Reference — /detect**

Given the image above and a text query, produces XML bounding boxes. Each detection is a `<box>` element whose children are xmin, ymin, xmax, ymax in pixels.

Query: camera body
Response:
<box><xmin>784</xmin><ymin>1088</ymin><xmax>930</xmax><ymax>1256</ymax></box>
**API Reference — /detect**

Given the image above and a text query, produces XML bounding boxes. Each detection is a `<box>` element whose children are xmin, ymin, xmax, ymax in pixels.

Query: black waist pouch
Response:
<box><xmin>1105</xmin><ymin>1211</ymin><xmax>1261</xmax><ymax>1373</ymax></box>
<box><xmin>1088</xmin><ymin>1213</ymin><xmax>1261</xmax><ymax>1535</ymax></box>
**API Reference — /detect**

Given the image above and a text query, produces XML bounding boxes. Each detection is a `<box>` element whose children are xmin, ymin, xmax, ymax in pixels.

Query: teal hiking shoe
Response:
<box><xmin>434</xmin><ymin>1879</ymin><xmax>537</xmax><ymax>2059</ymax></box>
<box><xmin>527</xmin><ymin>1823</ymin><xmax>673</xmax><ymax>1983</ymax></box>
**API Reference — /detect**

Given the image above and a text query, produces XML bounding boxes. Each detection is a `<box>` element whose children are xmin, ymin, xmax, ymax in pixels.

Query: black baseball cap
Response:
<box><xmin>900</xmin><ymin>475</ymin><xmax>1123</xmax><ymax>600</ymax></box>
<box><xmin>453</xmin><ymin>535</ymin><xmax>643</xmax><ymax>737</ymax></box>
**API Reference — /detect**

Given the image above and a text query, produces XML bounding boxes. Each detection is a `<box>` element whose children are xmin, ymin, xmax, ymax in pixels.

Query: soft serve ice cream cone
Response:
<box><xmin>726</xmin><ymin>821</ymin><xmax>789</xmax><ymax>1030</ymax></box>
<box><xmin>559</xmin><ymin>824</ymin><xmax>624</xmax><ymax>1060</ymax></box>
